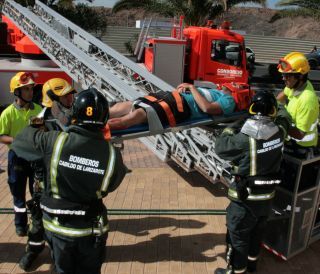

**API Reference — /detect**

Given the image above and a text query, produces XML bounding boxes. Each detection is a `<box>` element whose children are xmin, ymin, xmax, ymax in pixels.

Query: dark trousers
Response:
<box><xmin>284</xmin><ymin>140</ymin><xmax>318</xmax><ymax>159</ymax></box>
<box><xmin>7</xmin><ymin>149</ymin><xmax>34</xmax><ymax>229</ymax></box>
<box><xmin>45</xmin><ymin>230</ymin><xmax>107</xmax><ymax>274</ymax></box>
<box><xmin>26</xmin><ymin>191</ymin><xmax>45</xmax><ymax>254</ymax></box>
<box><xmin>226</xmin><ymin>201</ymin><xmax>268</xmax><ymax>272</ymax></box>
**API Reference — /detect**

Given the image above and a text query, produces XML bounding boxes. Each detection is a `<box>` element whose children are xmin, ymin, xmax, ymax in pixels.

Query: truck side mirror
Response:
<box><xmin>247</xmin><ymin>55</ymin><xmax>255</xmax><ymax>63</ymax></box>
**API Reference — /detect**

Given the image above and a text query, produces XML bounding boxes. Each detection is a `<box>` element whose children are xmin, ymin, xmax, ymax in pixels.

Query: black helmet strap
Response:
<box><xmin>292</xmin><ymin>74</ymin><xmax>307</xmax><ymax>90</ymax></box>
<box><xmin>14</xmin><ymin>88</ymin><xmax>32</xmax><ymax>104</ymax></box>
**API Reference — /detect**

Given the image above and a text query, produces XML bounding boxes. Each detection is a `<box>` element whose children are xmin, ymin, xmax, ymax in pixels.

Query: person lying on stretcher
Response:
<box><xmin>108</xmin><ymin>83</ymin><xmax>236</xmax><ymax>130</ymax></box>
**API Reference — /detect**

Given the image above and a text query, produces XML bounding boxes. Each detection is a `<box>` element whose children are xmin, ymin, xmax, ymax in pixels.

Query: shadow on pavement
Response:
<box><xmin>106</xmin><ymin>232</ymin><xmax>225</xmax><ymax>263</ymax></box>
<box><xmin>109</xmin><ymin>216</ymin><xmax>207</xmax><ymax>236</ymax></box>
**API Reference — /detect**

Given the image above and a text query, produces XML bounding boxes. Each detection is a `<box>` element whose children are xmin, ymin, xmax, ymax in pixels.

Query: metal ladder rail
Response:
<box><xmin>139</xmin><ymin>135</ymin><xmax>170</xmax><ymax>162</ymax></box>
<box><xmin>186</xmin><ymin>129</ymin><xmax>226</xmax><ymax>181</ymax></box>
<box><xmin>181</xmin><ymin>131</ymin><xmax>218</xmax><ymax>177</ymax></box>
<box><xmin>143</xmin><ymin>127</ymin><xmax>232</xmax><ymax>182</ymax></box>
<box><xmin>134</xmin><ymin>18</ymin><xmax>146</xmax><ymax>56</ymax></box>
<box><xmin>137</xmin><ymin>18</ymin><xmax>152</xmax><ymax>62</ymax></box>
<box><xmin>177</xmin><ymin>129</ymin><xmax>231</xmax><ymax>182</ymax></box>
<box><xmin>33</xmin><ymin>0</ymin><xmax>174</xmax><ymax>96</ymax></box>
<box><xmin>2</xmin><ymin>0</ymin><xmax>144</xmax><ymax>102</ymax></box>
<box><xmin>134</xmin><ymin>18</ymin><xmax>152</xmax><ymax>61</ymax></box>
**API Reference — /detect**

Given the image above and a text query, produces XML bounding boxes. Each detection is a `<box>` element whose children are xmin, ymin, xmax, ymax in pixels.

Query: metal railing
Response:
<box><xmin>245</xmin><ymin>34</ymin><xmax>318</xmax><ymax>63</ymax></box>
<box><xmin>100</xmin><ymin>26</ymin><xmax>320</xmax><ymax>64</ymax></box>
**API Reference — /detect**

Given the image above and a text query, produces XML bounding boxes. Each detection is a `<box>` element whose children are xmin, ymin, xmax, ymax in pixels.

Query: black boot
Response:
<box><xmin>247</xmin><ymin>260</ymin><xmax>257</xmax><ymax>272</ymax></box>
<box><xmin>16</xmin><ymin>226</ymin><xmax>28</xmax><ymax>237</ymax></box>
<box><xmin>214</xmin><ymin>268</ymin><xmax>233</xmax><ymax>274</ymax></box>
<box><xmin>19</xmin><ymin>252</ymin><xmax>39</xmax><ymax>271</ymax></box>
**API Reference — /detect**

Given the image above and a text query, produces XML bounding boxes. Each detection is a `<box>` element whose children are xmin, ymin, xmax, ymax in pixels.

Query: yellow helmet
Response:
<box><xmin>42</xmin><ymin>78</ymin><xmax>74</xmax><ymax>107</ymax></box>
<box><xmin>277</xmin><ymin>52</ymin><xmax>310</xmax><ymax>75</ymax></box>
<box><xmin>10</xmin><ymin>72</ymin><xmax>35</xmax><ymax>93</ymax></box>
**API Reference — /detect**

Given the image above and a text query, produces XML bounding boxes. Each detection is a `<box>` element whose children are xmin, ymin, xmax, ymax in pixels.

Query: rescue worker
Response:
<box><xmin>276</xmin><ymin>52</ymin><xmax>319</xmax><ymax>157</ymax></box>
<box><xmin>108</xmin><ymin>82</ymin><xmax>235</xmax><ymax>130</ymax></box>
<box><xmin>39</xmin><ymin>77</ymin><xmax>76</xmax><ymax>129</ymax></box>
<box><xmin>17</xmin><ymin>78</ymin><xmax>76</xmax><ymax>271</ymax></box>
<box><xmin>0</xmin><ymin>72</ymin><xmax>42</xmax><ymax>236</ymax></box>
<box><xmin>12</xmin><ymin>88</ymin><xmax>127</xmax><ymax>274</ymax></box>
<box><xmin>214</xmin><ymin>91</ymin><xmax>291</xmax><ymax>274</ymax></box>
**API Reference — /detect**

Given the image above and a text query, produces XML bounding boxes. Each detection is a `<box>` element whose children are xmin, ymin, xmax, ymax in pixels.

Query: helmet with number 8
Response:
<box><xmin>71</xmin><ymin>88</ymin><xmax>109</xmax><ymax>128</ymax></box>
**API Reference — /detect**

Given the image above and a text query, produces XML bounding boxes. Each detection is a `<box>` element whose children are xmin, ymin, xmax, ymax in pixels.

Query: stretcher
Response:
<box><xmin>110</xmin><ymin>110</ymin><xmax>248</xmax><ymax>142</ymax></box>
<box><xmin>110</xmin><ymin>82</ymin><xmax>252</xmax><ymax>141</ymax></box>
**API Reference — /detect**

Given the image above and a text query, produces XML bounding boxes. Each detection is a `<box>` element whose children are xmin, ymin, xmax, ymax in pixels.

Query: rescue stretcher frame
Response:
<box><xmin>111</xmin><ymin>111</ymin><xmax>248</xmax><ymax>142</ymax></box>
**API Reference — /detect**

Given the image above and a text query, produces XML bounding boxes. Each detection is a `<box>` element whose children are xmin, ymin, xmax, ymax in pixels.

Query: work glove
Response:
<box><xmin>29</xmin><ymin>116</ymin><xmax>45</xmax><ymax>128</ymax></box>
<box><xmin>222</xmin><ymin>127</ymin><xmax>236</xmax><ymax>136</ymax></box>
<box><xmin>221</xmin><ymin>119</ymin><xmax>244</xmax><ymax>136</ymax></box>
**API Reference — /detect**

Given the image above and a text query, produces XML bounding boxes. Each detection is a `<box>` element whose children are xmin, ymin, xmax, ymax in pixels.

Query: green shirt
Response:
<box><xmin>0</xmin><ymin>102</ymin><xmax>42</xmax><ymax>148</ymax></box>
<box><xmin>284</xmin><ymin>80</ymin><xmax>319</xmax><ymax>147</ymax></box>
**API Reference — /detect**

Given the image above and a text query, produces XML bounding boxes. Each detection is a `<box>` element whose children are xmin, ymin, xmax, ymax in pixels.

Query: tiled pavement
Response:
<box><xmin>0</xmin><ymin>140</ymin><xmax>320</xmax><ymax>274</ymax></box>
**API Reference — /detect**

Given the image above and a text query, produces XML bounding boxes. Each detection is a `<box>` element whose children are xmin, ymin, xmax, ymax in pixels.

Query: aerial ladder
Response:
<box><xmin>2</xmin><ymin>0</ymin><xmax>237</xmax><ymax>182</ymax></box>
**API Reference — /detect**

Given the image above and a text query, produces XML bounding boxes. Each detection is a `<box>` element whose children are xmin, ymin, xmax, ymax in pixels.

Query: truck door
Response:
<box><xmin>203</xmin><ymin>39</ymin><xmax>248</xmax><ymax>84</ymax></box>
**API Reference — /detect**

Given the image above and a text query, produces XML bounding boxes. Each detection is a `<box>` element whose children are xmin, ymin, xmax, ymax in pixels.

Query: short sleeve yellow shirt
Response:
<box><xmin>0</xmin><ymin>102</ymin><xmax>42</xmax><ymax>147</ymax></box>
<box><xmin>284</xmin><ymin>80</ymin><xmax>319</xmax><ymax>147</ymax></box>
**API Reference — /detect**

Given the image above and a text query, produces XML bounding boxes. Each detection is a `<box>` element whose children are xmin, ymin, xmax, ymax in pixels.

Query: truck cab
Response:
<box><xmin>143</xmin><ymin>22</ymin><xmax>249</xmax><ymax>87</ymax></box>
<box><xmin>183</xmin><ymin>24</ymin><xmax>249</xmax><ymax>85</ymax></box>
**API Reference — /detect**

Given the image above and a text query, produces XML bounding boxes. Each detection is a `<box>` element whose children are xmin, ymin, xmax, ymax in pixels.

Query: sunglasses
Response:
<box><xmin>277</xmin><ymin>59</ymin><xmax>293</xmax><ymax>73</ymax></box>
<box><xmin>19</xmin><ymin>72</ymin><xmax>35</xmax><ymax>85</ymax></box>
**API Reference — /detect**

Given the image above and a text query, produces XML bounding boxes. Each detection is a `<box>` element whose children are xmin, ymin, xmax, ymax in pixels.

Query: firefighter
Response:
<box><xmin>276</xmin><ymin>52</ymin><xmax>319</xmax><ymax>157</ymax></box>
<box><xmin>108</xmin><ymin>83</ymin><xmax>235</xmax><ymax>130</ymax></box>
<box><xmin>40</xmin><ymin>77</ymin><xmax>76</xmax><ymax>129</ymax></box>
<box><xmin>214</xmin><ymin>91</ymin><xmax>291</xmax><ymax>274</ymax></box>
<box><xmin>12</xmin><ymin>88</ymin><xmax>127</xmax><ymax>274</ymax></box>
<box><xmin>17</xmin><ymin>78</ymin><xmax>76</xmax><ymax>271</ymax></box>
<box><xmin>0</xmin><ymin>72</ymin><xmax>42</xmax><ymax>236</ymax></box>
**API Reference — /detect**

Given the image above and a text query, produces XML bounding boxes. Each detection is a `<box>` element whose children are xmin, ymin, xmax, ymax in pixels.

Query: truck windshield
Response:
<box><xmin>211</xmin><ymin>40</ymin><xmax>243</xmax><ymax>67</ymax></box>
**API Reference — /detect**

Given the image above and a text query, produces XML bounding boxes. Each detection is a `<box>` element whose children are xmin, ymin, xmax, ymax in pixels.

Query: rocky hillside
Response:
<box><xmin>224</xmin><ymin>8</ymin><xmax>320</xmax><ymax>41</ymax></box>
<box><xmin>108</xmin><ymin>7</ymin><xmax>320</xmax><ymax>42</ymax></box>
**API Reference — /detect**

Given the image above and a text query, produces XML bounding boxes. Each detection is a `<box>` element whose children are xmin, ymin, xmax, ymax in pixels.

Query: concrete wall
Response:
<box><xmin>100</xmin><ymin>26</ymin><xmax>319</xmax><ymax>63</ymax></box>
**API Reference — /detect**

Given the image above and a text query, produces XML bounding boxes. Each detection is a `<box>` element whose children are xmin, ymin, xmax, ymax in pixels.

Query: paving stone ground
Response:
<box><xmin>0</xmin><ymin>140</ymin><xmax>319</xmax><ymax>274</ymax></box>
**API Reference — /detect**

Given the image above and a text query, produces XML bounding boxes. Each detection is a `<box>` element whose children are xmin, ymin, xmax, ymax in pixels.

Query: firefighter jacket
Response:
<box><xmin>12</xmin><ymin>125</ymin><xmax>126</xmax><ymax>237</ymax></box>
<box><xmin>215</xmin><ymin>114</ymin><xmax>290</xmax><ymax>216</ymax></box>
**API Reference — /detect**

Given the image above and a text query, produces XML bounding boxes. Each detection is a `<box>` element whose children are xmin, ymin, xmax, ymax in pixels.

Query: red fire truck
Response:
<box><xmin>1</xmin><ymin>12</ymin><xmax>252</xmax><ymax>111</ymax></box>
<box><xmin>141</xmin><ymin>20</ymin><xmax>251</xmax><ymax>88</ymax></box>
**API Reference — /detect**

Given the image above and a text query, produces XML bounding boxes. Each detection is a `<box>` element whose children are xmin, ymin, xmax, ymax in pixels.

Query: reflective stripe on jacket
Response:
<box><xmin>228</xmin><ymin>188</ymin><xmax>275</xmax><ymax>201</ymax></box>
